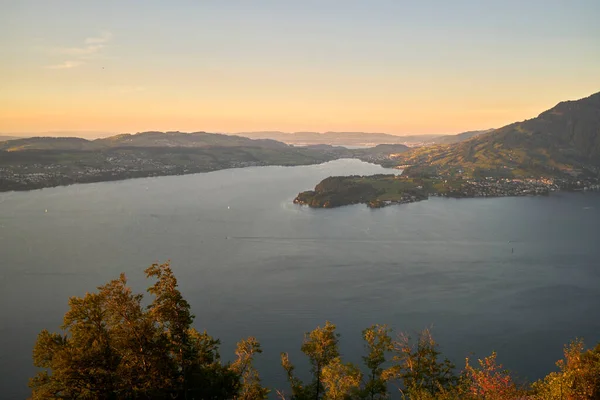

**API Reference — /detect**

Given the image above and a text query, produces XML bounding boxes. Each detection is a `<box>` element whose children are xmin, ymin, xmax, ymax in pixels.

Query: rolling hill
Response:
<box><xmin>0</xmin><ymin>131</ymin><xmax>288</xmax><ymax>152</ymax></box>
<box><xmin>1</xmin><ymin>129</ymin><xmax>486</xmax><ymax>151</ymax></box>
<box><xmin>1</xmin><ymin>131</ymin><xmax>403</xmax><ymax>192</ymax></box>
<box><xmin>0</xmin><ymin>137</ymin><xmax>103</xmax><ymax>151</ymax></box>
<box><xmin>96</xmin><ymin>131</ymin><xmax>288</xmax><ymax>149</ymax></box>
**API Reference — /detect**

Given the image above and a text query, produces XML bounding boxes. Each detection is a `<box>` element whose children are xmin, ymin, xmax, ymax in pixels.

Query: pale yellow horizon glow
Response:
<box><xmin>2</xmin><ymin>2</ymin><xmax>599</xmax><ymax>138</ymax></box>
<box><xmin>2</xmin><ymin>58</ymin><xmax>598</xmax><ymax>137</ymax></box>
<box><xmin>1</xmin><ymin>85</ymin><xmax>597</xmax><ymax>137</ymax></box>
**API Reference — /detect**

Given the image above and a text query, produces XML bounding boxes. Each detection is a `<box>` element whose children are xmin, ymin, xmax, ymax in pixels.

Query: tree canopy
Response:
<box><xmin>31</xmin><ymin>263</ymin><xmax>600</xmax><ymax>399</ymax></box>
<box><xmin>30</xmin><ymin>263</ymin><xmax>266</xmax><ymax>400</ymax></box>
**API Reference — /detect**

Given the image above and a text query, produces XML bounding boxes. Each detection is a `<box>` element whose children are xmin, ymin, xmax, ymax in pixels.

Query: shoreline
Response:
<box><xmin>0</xmin><ymin>158</ymin><xmax>387</xmax><ymax>194</ymax></box>
<box><xmin>0</xmin><ymin>160</ymin><xmax>338</xmax><ymax>194</ymax></box>
<box><xmin>293</xmin><ymin>175</ymin><xmax>600</xmax><ymax>209</ymax></box>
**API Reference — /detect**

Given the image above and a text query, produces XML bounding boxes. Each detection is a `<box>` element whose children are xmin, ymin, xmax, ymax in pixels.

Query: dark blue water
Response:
<box><xmin>1</xmin><ymin>159</ymin><xmax>599</xmax><ymax>399</ymax></box>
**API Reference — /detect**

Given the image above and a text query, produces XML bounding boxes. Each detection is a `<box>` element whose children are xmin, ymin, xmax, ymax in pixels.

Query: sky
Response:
<box><xmin>1</xmin><ymin>0</ymin><xmax>599</xmax><ymax>137</ymax></box>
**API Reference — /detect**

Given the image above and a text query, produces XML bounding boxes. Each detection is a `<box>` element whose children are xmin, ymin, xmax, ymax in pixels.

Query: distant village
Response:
<box><xmin>432</xmin><ymin>176</ymin><xmax>600</xmax><ymax>198</ymax></box>
<box><xmin>1</xmin><ymin>146</ymin><xmax>599</xmax><ymax>195</ymax></box>
<box><xmin>0</xmin><ymin>158</ymin><xmax>265</xmax><ymax>192</ymax></box>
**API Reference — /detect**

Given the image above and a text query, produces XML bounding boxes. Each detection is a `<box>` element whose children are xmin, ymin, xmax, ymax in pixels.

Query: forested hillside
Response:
<box><xmin>394</xmin><ymin>92</ymin><xmax>600</xmax><ymax>179</ymax></box>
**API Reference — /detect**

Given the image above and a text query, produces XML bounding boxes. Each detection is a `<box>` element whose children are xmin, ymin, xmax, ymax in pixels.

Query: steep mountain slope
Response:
<box><xmin>431</xmin><ymin>129</ymin><xmax>494</xmax><ymax>145</ymax></box>
<box><xmin>396</xmin><ymin>91</ymin><xmax>600</xmax><ymax>178</ymax></box>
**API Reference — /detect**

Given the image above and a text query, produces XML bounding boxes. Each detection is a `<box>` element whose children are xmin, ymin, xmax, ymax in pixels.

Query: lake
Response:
<box><xmin>1</xmin><ymin>159</ymin><xmax>600</xmax><ymax>399</ymax></box>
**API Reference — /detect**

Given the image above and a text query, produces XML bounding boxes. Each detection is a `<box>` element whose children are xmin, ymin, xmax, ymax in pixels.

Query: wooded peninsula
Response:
<box><xmin>294</xmin><ymin>174</ymin><xmax>600</xmax><ymax>209</ymax></box>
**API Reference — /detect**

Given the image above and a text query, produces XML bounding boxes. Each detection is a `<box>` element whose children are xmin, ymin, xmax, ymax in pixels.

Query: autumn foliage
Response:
<box><xmin>31</xmin><ymin>264</ymin><xmax>600</xmax><ymax>399</ymax></box>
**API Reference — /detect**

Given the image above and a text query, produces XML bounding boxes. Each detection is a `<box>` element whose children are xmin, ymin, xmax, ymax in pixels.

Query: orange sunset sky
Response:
<box><xmin>2</xmin><ymin>1</ymin><xmax>599</xmax><ymax>137</ymax></box>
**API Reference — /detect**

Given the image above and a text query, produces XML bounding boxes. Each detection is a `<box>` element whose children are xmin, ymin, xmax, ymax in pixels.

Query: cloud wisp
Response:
<box><xmin>44</xmin><ymin>60</ymin><xmax>84</xmax><ymax>70</ymax></box>
<box><xmin>113</xmin><ymin>85</ymin><xmax>146</xmax><ymax>94</ymax></box>
<box><xmin>44</xmin><ymin>31</ymin><xmax>112</xmax><ymax>69</ymax></box>
<box><xmin>84</xmin><ymin>31</ymin><xmax>113</xmax><ymax>45</ymax></box>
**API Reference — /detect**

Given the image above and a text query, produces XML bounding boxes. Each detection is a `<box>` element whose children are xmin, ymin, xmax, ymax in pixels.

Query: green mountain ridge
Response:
<box><xmin>395</xmin><ymin>91</ymin><xmax>600</xmax><ymax>178</ymax></box>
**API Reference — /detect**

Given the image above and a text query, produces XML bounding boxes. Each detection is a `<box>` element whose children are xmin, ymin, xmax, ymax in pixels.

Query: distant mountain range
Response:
<box><xmin>234</xmin><ymin>130</ymin><xmax>492</xmax><ymax>147</ymax></box>
<box><xmin>0</xmin><ymin>131</ymin><xmax>288</xmax><ymax>152</ymax></box>
<box><xmin>396</xmin><ymin>91</ymin><xmax>600</xmax><ymax>178</ymax></box>
<box><xmin>0</xmin><ymin>128</ymin><xmax>490</xmax><ymax>152</ymax></box>
<box><xmin>0</xmin><ymin>131</ymin><xmax>113</xmax><ymax>140</ymax></box>
<box><xmin>0</xmin><ymin>136</ymin><xmax>25</xmax><ymax>142</ymax></box>
<box><xmin>0</xmin><ymin>128</ymin><xmax>492</xmax><ymax>149</ymax></box>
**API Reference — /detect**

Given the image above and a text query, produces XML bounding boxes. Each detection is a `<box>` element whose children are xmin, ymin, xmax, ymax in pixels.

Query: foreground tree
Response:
<box><xmin>30</xmin><ymin>262</ymin><xmax>265</xmax><ymax>399</ymax></box>
<box><xmin>231</xmin><ymin>337</ymin><xmax>270</xmax><ymax>399</ymax></box>
<box><xmin>360</xmin><ymin>324</ymin><xmax>393</xmax><ymax>399</ymax></box>
<box><xmin>532</xmin><ymin>339</ymin><xmax>600</xmax><ymax>399</ymax></box>
<box><xmin>31</xmin><ymin>274</ymin><xmax>160</xmax><ymax>399</ymax></box>
<box><xmin>31</xmin><ymin>263</ymin><xmax>600</xmax><ymax>400</ymax></box>
<box><xmin>461</xmin><ymin>352</ymin><xmax>520</xmax><ymax>400</ymax></box>
<box><xmin>321</xmin><ymin>357</ymin><xmax>362</xmax><ymax>399</ymax></box>
<box><xmin>382</xmin><ymin>328</ymin><xmax>457</xmax><ymax>398</ymax></box>
<box><xmin>281</xmin><ymin>321</ymin><xmax>343</xmax><ymax>399</ymax></box>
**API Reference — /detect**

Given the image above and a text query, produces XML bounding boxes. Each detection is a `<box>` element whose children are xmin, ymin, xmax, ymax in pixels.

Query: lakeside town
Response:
<box><xmin>367</xmin><ymin>176</ymin><xmax>600</xmax><ymax>208</ymax></box>
<box><xmin>432</xmin><ymin>176</ymin><xmax>600</xmax><ymax>198</ymax></box>
<box><xmin>0</xmin><ymin>156</ymin><xmax>267</xmax><ymax>192</ymax></box>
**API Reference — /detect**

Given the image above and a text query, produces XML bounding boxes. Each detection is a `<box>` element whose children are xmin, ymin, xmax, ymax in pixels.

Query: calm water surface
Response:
<box><xmin>1</xmin><ymin>159</ymin><xmax>600</xmax><ymax>398</ymax></box>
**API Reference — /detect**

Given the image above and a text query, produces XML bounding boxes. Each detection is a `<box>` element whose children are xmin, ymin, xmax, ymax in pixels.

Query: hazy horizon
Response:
<box><xmin>2</xmin><ymin>1</ymin><xmax>600</xmax><ymax>135</ymax></box>
<box><xmin>0</xmin><ymin>129</ymin><xmax>456</xmax><ymax>140</ymax></box>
